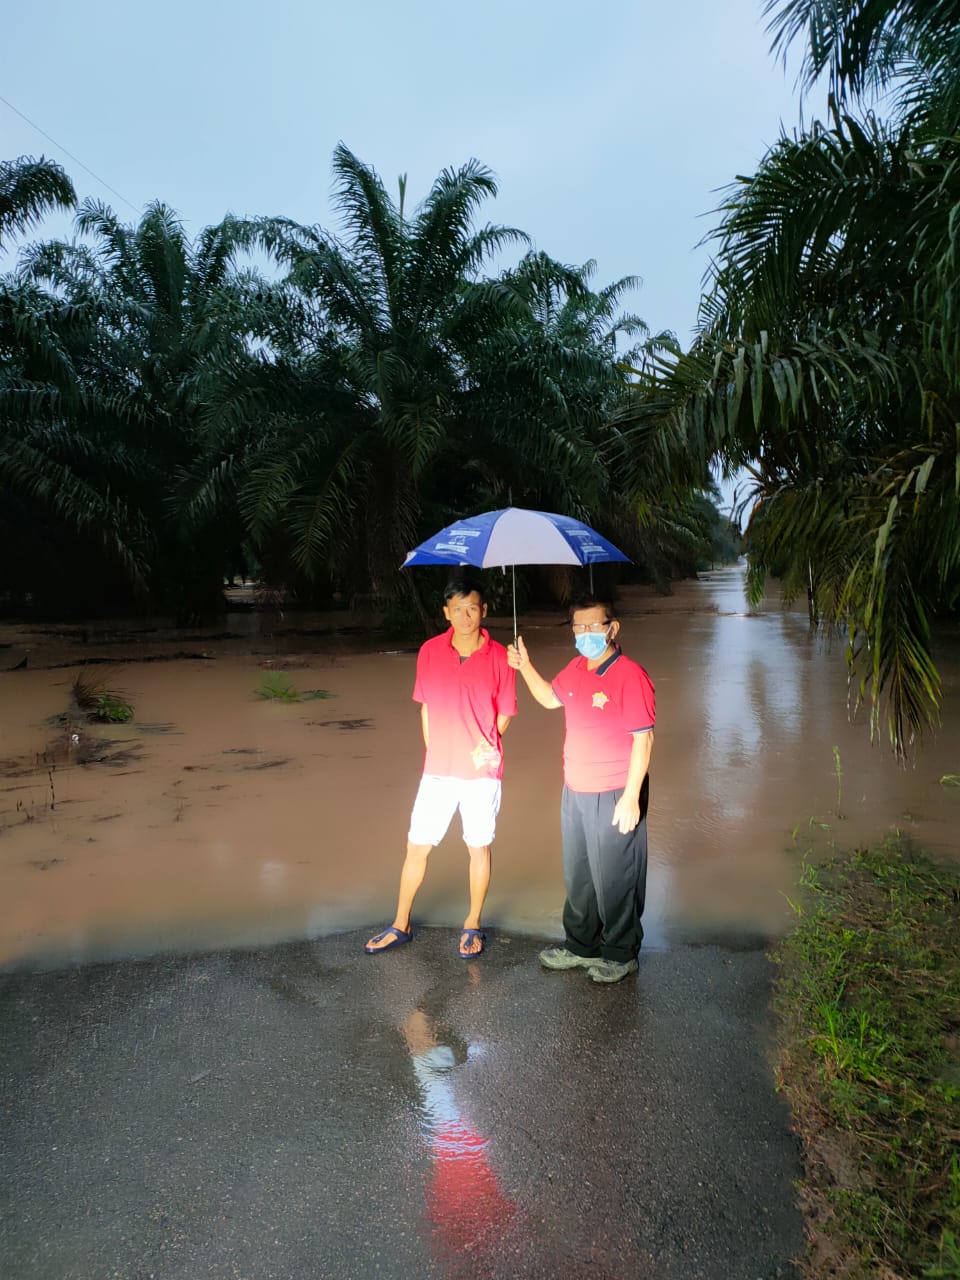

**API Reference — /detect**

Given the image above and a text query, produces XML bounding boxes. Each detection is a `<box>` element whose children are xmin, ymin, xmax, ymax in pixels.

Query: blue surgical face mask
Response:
<box><xmin>575</xmin><ymin>629</ymin><xmax>611</xmax><ymax>660</ymax></box>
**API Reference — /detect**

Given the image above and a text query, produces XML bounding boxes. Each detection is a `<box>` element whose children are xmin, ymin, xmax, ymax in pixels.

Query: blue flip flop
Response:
<box><xmin>458</xmin><ymin>928</ymin><xmax>486</xmax><ymax>958</ymax></box>
<box><xmin>364</xmin><ymin>926</ymin><xmax>413</xmax><ymax>954</ymax></box>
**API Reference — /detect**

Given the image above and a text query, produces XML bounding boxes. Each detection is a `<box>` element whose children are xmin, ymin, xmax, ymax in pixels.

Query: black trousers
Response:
<box><xmin>560</xmin><ymin>776</ymin><xmax>649</xmax><ymax>964</ymax></box>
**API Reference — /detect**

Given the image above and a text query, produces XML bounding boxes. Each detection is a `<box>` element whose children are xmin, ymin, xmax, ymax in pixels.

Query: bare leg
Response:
<box><xmin>460</xmin><ymin>844</ymin><xmax>491</xmax><ymax>954</ymax></box>
<box><xmin>365</xmin><ymin>841</ymin><xmax>432</xmax><ymax>950</ymax></box>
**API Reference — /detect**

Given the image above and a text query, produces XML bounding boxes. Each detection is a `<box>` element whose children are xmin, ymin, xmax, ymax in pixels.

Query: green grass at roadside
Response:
<box><xmin>772</xmin><ymin>841</ymin><xmax>960</xmax><ymax>1279</ymax></box>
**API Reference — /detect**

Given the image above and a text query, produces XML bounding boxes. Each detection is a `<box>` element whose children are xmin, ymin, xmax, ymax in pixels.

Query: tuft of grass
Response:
<box><xmin>93</xmin><ymin>694</ymin><xmax>134</xmax><ymax>723</ymax></box>
<box><xmin>255</xmin><ymin>672</ymin><xmax>299</xmax><ymax>701</ymax></box>
<box><xmin>832</xmin><ymin>745</ymin><xmax>844</xmax><ymax>817</ymax></box>
<box><xmin>71</xmin><ymin>669</ymin><xmax>105</xmax><ymax>710</ymax></box>
<box><xmin>71</xmin><ymin>670</ymin><xmax>134</xmax><ymax>723</ymax></box>
<box><xmin>772</xmin><ymin>840</ymin><xmax>960</xmax><ymax>1279</ymax></box>
<box><xmin>254</xmin><ymin>672</ymin><xmax>333</xmax><ymax>703</ymax></box>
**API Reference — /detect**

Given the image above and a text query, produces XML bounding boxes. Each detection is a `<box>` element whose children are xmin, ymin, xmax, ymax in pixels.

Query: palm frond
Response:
<box><xmin>0</xmin><ymin>156</ymin><xmax>75</xmax><ymax>248</ymax></box>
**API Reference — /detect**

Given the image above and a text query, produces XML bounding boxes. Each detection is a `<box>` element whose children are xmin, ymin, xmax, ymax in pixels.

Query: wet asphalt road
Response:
<box><xmin>0</xmin><ymin>929</ymin><xmax>804</xmax><ymax>1280</ymax></box>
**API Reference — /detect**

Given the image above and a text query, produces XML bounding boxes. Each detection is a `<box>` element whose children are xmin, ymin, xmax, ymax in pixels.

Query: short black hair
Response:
<box><xmin>444</xmin><ymin>577</ymin><xmax>485</xmax><ymax>605</ymax></box>
<box><xmin>568</xmin><ymin>594</ymin><xmax>615</xmax><ymax>620</ymax></box>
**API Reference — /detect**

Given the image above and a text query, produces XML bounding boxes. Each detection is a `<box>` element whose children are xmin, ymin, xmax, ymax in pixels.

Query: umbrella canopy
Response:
<box><xmin>401</xmin><ymin>508</ymin><xmax>630</xmax><ymax>639</ymax></box>
<box><xmin>401</xmin><ymin>507</ymin><xmax>630</xmax><ymax>570</ymax></box>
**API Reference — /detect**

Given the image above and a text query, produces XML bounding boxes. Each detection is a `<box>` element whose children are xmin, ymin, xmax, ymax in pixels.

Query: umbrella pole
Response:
<box><xmin>589</xmin><ymin>563</ymin><xmax>594</xmax><ymax>593</ymax></box>
<box><xmin>512</xmin><ymin>566</ymin><xmax>517</xmax><ymax>644</ymax></box>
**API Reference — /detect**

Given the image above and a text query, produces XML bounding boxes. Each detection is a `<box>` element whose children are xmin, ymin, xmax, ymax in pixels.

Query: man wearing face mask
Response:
<box><xmin>507</xmin><ymin>596</ymin><xmax>655</xmax><ymax>983</ymax></box>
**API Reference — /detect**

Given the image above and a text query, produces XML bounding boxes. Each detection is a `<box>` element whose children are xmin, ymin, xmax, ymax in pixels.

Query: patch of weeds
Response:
<box><xmin>254</xmin><ymin>672</ymin><xmax>334</xmax><ymax>703</ymax></box>
<box><xmin>93</xmin><ymin>694</ymin><xmax>134</xmax><ymax>723</ymax></box>
<box><xmin>772</xmin><ymin>839</ymin><xmax>960</xmax><ymax>1278</ymax></box>
<box><xmin>255</xmin><ymin>673</ymin><xmax>298</xmax><ymax>700</ymax></box>
<box><xmin>71</xmin><ymin>669</ymin><xmax>134</xmax><ymax>723</ymax></box>
<box><xmin>832</xmin><ymin>744</ymin><xmax>844</xmax><ymax>818</ymax></box>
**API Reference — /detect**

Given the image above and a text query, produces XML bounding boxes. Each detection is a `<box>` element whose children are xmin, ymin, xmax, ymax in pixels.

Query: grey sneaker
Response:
<box><xmin>586</xmin><ymin>957</ymin><xmax>639</xmax><ymax>984</ymax></box>
<box><xmin>538</xmin><ymin>946</ymin><xmax>598</xmax><ymax>971</ymax></box>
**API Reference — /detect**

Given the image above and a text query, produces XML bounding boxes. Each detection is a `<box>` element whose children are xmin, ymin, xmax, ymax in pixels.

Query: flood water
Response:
<box><xmin>1</xmin><ymin>566</ymin><xmax>958</xmax><ymax>970</ymax></box>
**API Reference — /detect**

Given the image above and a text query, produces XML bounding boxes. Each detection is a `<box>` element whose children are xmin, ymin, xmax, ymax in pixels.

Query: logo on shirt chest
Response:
<box><xmin>591</xmin><ymin>691</ymin><xmax>609</xmax><ymax>709</ymax></box>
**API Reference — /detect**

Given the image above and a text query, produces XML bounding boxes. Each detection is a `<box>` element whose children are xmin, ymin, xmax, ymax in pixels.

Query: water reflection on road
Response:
<box><xmin>400</xmin><ymin>1003</ymin><xmax>521</xmax><ymax>1274</ymax></box>
<box><xmin>1</xmin><ymin>566</ymin><xmax>957</xmax><ymax>967</ymax></box>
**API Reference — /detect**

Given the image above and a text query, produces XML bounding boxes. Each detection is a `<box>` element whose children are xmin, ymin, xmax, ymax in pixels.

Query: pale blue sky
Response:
<box><xmin>2</xmin><ymin>0</ymin><xmax>805</xmax><ymax>346</ymax></box>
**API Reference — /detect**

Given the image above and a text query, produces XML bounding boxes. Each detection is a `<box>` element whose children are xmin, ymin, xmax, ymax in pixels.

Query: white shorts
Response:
<box><xmin>408</xmin><ymin>774</ymin><xmax>502</xmax><ymax>848</ymax></box>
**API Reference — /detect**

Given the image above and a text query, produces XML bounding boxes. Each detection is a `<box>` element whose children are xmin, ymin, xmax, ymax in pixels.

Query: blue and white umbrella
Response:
<box><xmin>401</xmin><ymin>507</ymin><xmax>630</xmax><ymax>637</ymax></box>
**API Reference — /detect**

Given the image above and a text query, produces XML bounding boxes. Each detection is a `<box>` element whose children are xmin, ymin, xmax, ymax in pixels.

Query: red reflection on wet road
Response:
<box><xmin>403</xmin><ymin>1010</ymin><xmax>517</xmax><ymax>1272</ymax></box>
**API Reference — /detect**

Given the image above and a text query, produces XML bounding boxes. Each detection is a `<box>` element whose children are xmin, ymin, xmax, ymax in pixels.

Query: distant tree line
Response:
<box><xmin>0</xmin><ymin>145</ymin><xmax>735</xmax><ymax>632</ymax></box>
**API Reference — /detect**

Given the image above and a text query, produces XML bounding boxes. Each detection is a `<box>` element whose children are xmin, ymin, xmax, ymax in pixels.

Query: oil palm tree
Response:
<box><xmin>452</xmin><ymin>252</ymin><xmax>686</xmax><ymax>580</ymax></box>
<box><xmin>452</xmin><ymin>254</ymin><xmax>643</xmax><ymax>510</ymax></box>
<box><xmin>766</xmin><ymin>0</ymin><xmax>960</xmax><ymax>120</ymax></box>
<box><xmin>618</xmin><ymin>4</ymin><xmax>960</xmax><ymax>755</ymax></box>
<box><xmin>2</xmin><ymin>199</ymin><xmax>268</xmax><ymax>617</ymax></box>
<box><xmin>225</xmin><ymin>143</ymin><xmax>531</xmax><ymax>604</ymax></box>
<box><xmin>0</xmin><ymin>155</ymin><xmax>74</xmax><ymax>250</ymax></box>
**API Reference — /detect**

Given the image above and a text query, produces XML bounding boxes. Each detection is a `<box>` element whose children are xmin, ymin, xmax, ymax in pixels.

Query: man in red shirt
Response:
<box><xmin>508</xmin><ymin>596</ymin><xmax>655</xmax><ymax>983</ymax></box>
<box><xmin>365</xmin><ymin>580</ymin><xmax>517</xmax><ymax>958</ymax></box>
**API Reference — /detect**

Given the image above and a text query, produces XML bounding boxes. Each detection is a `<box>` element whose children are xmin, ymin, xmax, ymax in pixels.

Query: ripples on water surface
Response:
<box><xmin>1</xmin><ymin>566</ymin><xmax>957</xmax><ymax>968</ymax></box>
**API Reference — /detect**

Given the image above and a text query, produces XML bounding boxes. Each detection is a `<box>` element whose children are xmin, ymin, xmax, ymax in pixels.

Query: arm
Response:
<box><xmin>497</xmin><ymin>713</ymin><xmax>512</xmax><ymax>735</ymax></box>
<box><xmin>420</xmin><ymin>703</ymin><xmax>429</xmax><ymax>748</ymax></box>
<box><xmin>611</xmin><ymin>730</ymin><xmax>654</xmax><ymax>834</ymax></box>
<box><xmin>507</xmin><ymin>636</ymin><xmax>562</xmax><ymax>710</ymax></box>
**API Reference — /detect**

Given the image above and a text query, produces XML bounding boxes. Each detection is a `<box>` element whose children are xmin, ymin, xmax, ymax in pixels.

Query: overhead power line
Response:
<box><xmin>0</xmin><ymin>93</ymin><xmax>140</xmax><ymax>214</ymax></box>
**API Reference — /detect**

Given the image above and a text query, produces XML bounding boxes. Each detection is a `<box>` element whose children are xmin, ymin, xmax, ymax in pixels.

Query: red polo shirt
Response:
<box><xmin>413</xmin><ymin>629</ymin><xmax>517</xmax><ymax>781</ymax></box>
<box><xmin>551</xmin><ymin>647</ymin><xmax>655</xmax><ymax>793</ymax></box>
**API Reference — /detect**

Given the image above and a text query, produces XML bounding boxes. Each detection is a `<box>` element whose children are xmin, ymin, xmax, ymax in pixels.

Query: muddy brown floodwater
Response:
<box><xmin>1</xmin><ymin>566</ymin><xmax>958</xmax><ymax>971</ymax></box>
